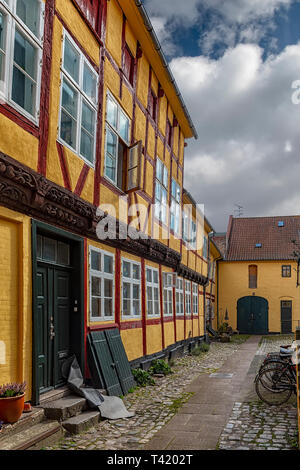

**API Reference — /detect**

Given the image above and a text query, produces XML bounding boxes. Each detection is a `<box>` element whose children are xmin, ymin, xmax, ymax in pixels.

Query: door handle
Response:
<box><xmin>50</xmin><ymin>322</ymin><xmax>55</xmax><ymax>340</ymax></box>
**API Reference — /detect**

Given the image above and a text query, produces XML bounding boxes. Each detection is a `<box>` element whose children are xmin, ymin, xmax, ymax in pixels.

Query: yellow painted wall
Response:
<box><xmin>0</xmin><ymin>207</ymin><xmax>32</xmax><ymax>401</ymax></box>
<box><xmin>164</xmin><ymin>321</ymin><xmax>175</xmax><ymax>348</ymax></box>
<box><xmin>146</xmin><ymin>324</ymin><xmax>163</xmax><ymax>356</ymax></box>
<box><xmin>218</xmin><ymin>260</ymin><xmax>300</xmax><ymax>332</ymax></box>
<box><xmin>121</xmin><ymin>328</ymin><xmax>143</xmax><ymax>362</ymax></box>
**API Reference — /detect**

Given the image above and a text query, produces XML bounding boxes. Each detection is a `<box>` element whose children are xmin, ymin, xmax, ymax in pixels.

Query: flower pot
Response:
<box><xmin>0</xmin><ymin>394</ymin><xmax>25</xmax><ymax>424</ymax></box>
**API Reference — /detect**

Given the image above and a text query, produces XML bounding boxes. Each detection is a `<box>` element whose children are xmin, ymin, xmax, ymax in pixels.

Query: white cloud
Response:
<box><xmin>169</xmin><ymin>43</ymin><xmax>300</xmax><ymax>229</ymax></box>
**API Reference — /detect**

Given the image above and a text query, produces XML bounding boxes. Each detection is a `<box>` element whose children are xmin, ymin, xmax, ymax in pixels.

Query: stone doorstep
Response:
<box><xmin>62</xmin><ymin>411</ymin><xmax>101</xmax><ymax>435</ymax></box>
<box><xmin>40</xmin><ymin>395</ymin><xmax>88</xmax><ymax>421</ymax></box>
<box><xmin>0</xmin><ymin>420</ymin><xmax>64</xmax><ymax>450</ymax></box>
<box><xmin>0</xmin><ymin>407</ymin><xmax>45</xmax><ymax>440</ymax></box>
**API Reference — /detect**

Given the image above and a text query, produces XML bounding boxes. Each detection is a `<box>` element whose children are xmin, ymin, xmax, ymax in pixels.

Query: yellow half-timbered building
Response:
<box><xmin>0</xmin><ymin>0</ymin><xmax>214</xmax><ymax>404</ymax></box>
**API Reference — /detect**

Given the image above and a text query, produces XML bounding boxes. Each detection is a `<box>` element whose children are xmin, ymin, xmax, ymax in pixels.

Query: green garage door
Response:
<box><xmin>237</xmin><ymin>296</ymin><xmax>268</xmax><ymax>334</ymax></box>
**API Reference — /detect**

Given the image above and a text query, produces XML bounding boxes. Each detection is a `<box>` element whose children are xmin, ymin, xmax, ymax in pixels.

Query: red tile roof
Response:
<box><xmin>212</xmin><ymin>234</ymin><xmax>226</xmax><ymax>257</ymax></box>
<box><xmin>226</xmin><ymin>216</ymin><xmax>300</xmax><ymax>261</ymax></box>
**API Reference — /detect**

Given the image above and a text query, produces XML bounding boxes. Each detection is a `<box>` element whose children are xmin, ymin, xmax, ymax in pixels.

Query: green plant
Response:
<box><xmin>217</xmin><ymin>322</ymin><xmax>228</xmax><ymax>334</ymax></box>
<box><xmin>149</xmin><ymin>359</ymin><xmax>172</xmax><ymax>376</ymax></box>
<box><xmin>132</xmin><ymin>368</ymin><xmax>155</xmax><ymax>387</ymax></box>
<box><xmin>192</xmin><ymin>343</ymin><xmax>210</xmax><ymax>355</ymax></box>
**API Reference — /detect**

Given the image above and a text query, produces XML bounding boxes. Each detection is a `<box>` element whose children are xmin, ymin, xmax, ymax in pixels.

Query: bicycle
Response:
<box><xmin>255</xmin><ymin>356</ymin><xmax>297</xmax><ymax>405</ymax></box>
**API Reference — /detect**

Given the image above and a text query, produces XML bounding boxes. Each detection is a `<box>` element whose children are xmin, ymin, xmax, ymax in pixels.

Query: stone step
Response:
<box><xmin>41</xmin><ymin>395</ymin><xmax>88</xmax><ymax>421</ymax></box>
<box><xmin>0</xmin><ymin>408</ymin><xmax>45</xmax><ymax>440</ymax></box>
<box><xmin>62</xmin><ymin>410</ymin><xmax>101</xmax><ymax>435</ymax></box>
<box><xmin>40</xmin><ymin>386</ymin><xmax>71</xmax><ymax>405</ymax></box>
<box><xmin>0</xmin><ymin>420</ymin><xmax>64</xmax><ymax>450</ymax></box>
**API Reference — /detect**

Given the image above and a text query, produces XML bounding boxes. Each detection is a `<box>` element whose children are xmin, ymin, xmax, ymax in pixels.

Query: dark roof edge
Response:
<box><xmin>135</xmin><ymin>1</ymin><xmax>198</xmax><ymax>140</ymax></box>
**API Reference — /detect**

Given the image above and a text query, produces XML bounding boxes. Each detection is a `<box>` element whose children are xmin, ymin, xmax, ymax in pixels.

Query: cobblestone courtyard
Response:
<box><xmin>46</xmin><ymin>335</ymin><xmax>298</xmax><ymax>451</ymax></box>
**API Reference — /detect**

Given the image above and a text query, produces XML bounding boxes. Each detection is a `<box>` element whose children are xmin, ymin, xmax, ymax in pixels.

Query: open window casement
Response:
<box><xmin>126</xmin><ymin>140</ymin><xmax>143</xmax><ymax>192</ymax></box>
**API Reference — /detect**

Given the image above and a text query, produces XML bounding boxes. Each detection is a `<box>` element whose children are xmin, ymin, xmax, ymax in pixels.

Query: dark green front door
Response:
<box><xmin>237</xmin><ymin>296</ymin><xmax>268</xmax><ymax>334</ymax></box>
<box><xmin>281</xmin><ymin>301</ymin><xmax>292</xmax><ymax>333</ymax></box>
<box><xmin>36</xmin><ymin>265</ymin><xmax>71</xmax><ymax>393</ymax></box>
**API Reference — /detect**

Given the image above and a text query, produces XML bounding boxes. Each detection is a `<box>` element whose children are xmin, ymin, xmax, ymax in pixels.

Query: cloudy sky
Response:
<box><xmin>144</xmin><ymin>0</ymin><xmax>300</xmax><ymax>231</ymax></box>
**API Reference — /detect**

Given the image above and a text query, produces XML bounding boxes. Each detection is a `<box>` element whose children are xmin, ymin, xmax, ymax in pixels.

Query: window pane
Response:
<box><xmin>60</xmin><ymin>109</ymin><xmax>77</xmax><ymax>149</ymax></box>
<box><xmin>156</xmin><ymin>159</ymin><xmax>162</xmax><ymax>181</ymax></box>
<box><xmin>104</xmin><ymin>279</ymin><xmax>113</xmax><ymax>298</ymax></box>
<box><xmin>80</xmin><ymin>129</ymin><xmax>93</xmax><ymax>163</ymax></box>
<box><xmin>81</xmin><ymin>100</ymin><xmax>95</xmax><ymax>134</ymax></box>
<box><xmin>147</xmin><ymin>286</ymin><xmax>152</xmax><ymax>301</ymax></box>
<box><xmin>119</xmin><ymin>110</ymin><xmax>129</xmax><ymax>143</ymax></box>
<box><xmin>83</xmin><ymin>63</ymin><xmax>97</xmax><ymax>103</ymax></box>
<box><xmin>57</xmin><ymin>241</ymin><xmax>70</xmax><ymax>265</ymax></box>
<box><xmin>92</xmin><ymin>298</ymin><xmax>101</xmax><ymax>318</ymax></box>
<box><xmin>104</xmin><ymin>255</ymin><xmax>113</xmax><ymax>274</ymax></box>
<box><xmin>107</xmin><ymin>96</ymin><xmax>117</xmax><ymax>128</ymax></box>
<box><xmin>153</xmin><ymin>271</ymin><xmax>158</xmax><ymax>284</ymax></box>
<box><xmin>123</xmin><ymin>261</ymin><xmax>131</xmax><ymax>278</ymax></box>
<box><xmin>133</xmin><ymin>284</ymin><xmax>140</xmax><ymax>300</ymax></box>
<box><xmin>132</xmin><ymin>300</ymin><xmax>140</xmax><ymax>316</ymax></box>
<box><xmin>123</xmin><ymin>299</ymin><xmax>130</xmax><ymax>315</ymax></box>
<box><xmin>16</xmin><ymin>0</ymin><xmax>40</xmax><ymax>37</ymax></box>
<box><xmin>62</xmin><ymin>79</ymin><xmax>78</xmax><ymax>119</ymax></box>
<box><xmin>147</xmin><ymin>300</ymin><xmax>153</xmax><ymax>316</ymax></box>
<box><xmin>106</xmin><ymin>127</ymin><xmax>117</xmax><ymax>157</ymax></box>
<box><xmin>91</xmin><ymin>250</ymin><xmax>101</xmax><ymax>271</ymax></box>
<box><xmin>43</xmin><ymin>237</ymin><xmax>56</xmax><ymax>262</ymax></box>
<box><xmin>163</xmin><ymin>166</ymin><xmax>168</xmax><ymax>188</ymax></box>
<box><xmin>92</xmin><ymin>277</ymin><xmax>101</xmax><ymax>296</ymax></box>
<box><xmin>146</xmin><ymin>268</ymin><xmax>152</xmax><ymax>283</ymax></box>
<box><xmin>123</xmin><ymin>281</ymin><xmax>130</xmax><ymax>299</ymax></box>
<box><xmin>64</xmin><ymin>37</ymin><xmax>80</xmax><ymax>83</ymax></box>
<box><xmin>14</xmin><ymin>29</ymin><xmax>36</xmax><ymax>78</ymax></box>
<box><xmin>0</xmin><ymin>12</ymin><xmax>4</xmax><ymax>86</ymax></box>
<box><xmin>105</xmin><ymin>154</ymin><xmax>116</xmax><ymax>182</ymax></box>
<box><xmin>12</xmin><ymin>66</ymin><xmax>36</xmax><ymax>115</ymax></box>
<box><xmin>132</xmin><ymin>264</ymin><xmax>140</xmax><ymax>280</ymax></box>
<box><xmin>104</xmin><ymin>299</ymin><xmax>112</xmax><ymax>317</ymax></box>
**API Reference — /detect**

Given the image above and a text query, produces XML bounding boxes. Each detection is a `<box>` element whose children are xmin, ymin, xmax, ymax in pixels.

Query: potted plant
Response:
<box><xmin>0</xmin><ymin>382</ymin><xmax>26</xmax><ymax>424</ymax></box>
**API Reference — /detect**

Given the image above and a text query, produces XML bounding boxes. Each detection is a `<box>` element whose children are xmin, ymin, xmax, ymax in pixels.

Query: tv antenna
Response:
<box><xmin>234</xmin><ymin>204</ymin><xmax>244</xmax><ymax>217</ymax></box>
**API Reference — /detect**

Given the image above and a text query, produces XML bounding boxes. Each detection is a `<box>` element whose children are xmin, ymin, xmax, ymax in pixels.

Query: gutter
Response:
<box><xmin>135</xmin><ymin>1</ymin><xmax>198</xmax><ymax>140</ymax></box>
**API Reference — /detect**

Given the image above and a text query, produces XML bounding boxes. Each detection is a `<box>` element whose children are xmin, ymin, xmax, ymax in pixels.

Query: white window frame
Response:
<box><xmin>155</xmin><ymin>158</ymin><xmax>169</xmax><ymax>224</ymax></box>
<box><xmin>58</xmin><ymin>30</ymin><xmax>98</xmax><ymax>167</ymax></box>
<box><xmin>192</xmin><ymin>283</ymin><xmax>198</xmax><ymax>316</ymax></box>
<box><xmin>146</xmin><ymin>266</ymin><xmax>160</xmax><ymax>318</ymax></box>
<box><xmin>104</xmin><ymin>90</ymin><xmax>131</xmax><ymax>186</ymax></box>
<box><xmin>176</xmin><ymin>276</ymin><xmax>184</xmax><ymax>316</ymax></box>
<box><xmin>0</xmin><ymin>0</ymin><xmax>44</xmax><ymax>123</ymax></box>
<box><xmin>162</xmin><ymin>272</ymin><xmax>173</xmax><ymax>317</ymax></box>
<box><xmin>185</xmin><ymin>280</ymin><xmax>191</xmax><ymax>316</ymax></box>
<box><xmin>170</xmin><ymin>178</ymin><xmax>181</xmax><ymax>235</ymax></box>
<box><xmin>89</xmin><ymin>246</ymin><xmax>115</xmax><ymax>322</ymax></box>
<box><xmin>121</xmin><ymin>257</ymin><xmax>141</xmax><ymax>319</ymax></box>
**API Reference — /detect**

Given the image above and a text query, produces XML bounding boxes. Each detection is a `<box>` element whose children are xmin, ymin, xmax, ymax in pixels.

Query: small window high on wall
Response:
<box><xmin>249</xmin><ymin>265</ymin><xmax>257</xmax><ymax>289</ymax></box>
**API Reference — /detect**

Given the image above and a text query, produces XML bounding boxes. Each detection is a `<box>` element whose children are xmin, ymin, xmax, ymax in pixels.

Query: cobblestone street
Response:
<box><xmin>45</xmin><ymin>340</ymin><xmax>245</xmax><ymax>450</ymax></box>
<box><xmin>218</xmin><ymin>334</ymin><xmax>298</xmax><ymax>450</ymax></box>
<box><xmin>46</xmin><ymin>335</ymin><xmax>299</xmax><ymax>451</ymax></box>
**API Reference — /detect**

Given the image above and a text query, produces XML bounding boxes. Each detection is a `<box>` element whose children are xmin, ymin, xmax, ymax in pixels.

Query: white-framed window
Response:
<box><xmin>182</xmin><ymin>209</ymin><xmax>197</xmax><ymax>248</ymax></box>
<box><xmin>105</xmin><ymin>91</ymin><xmax>135</xmax><ymax>189</ymax></box>
<box><xmin>185</xmin><ymin>280</ymin><xmax>191</xmax><ymax>316</ymax></box>
<box><xmin>146</xmin><ymin>266</ymin><xmax>160</xmax><ymax>317</ymax></box>
<box><xmin>176</xmin><ymin>277</ymin><xmax>184</xmax><ymax>316</ymax></box>
<box><xmin>122</xmin><ymin>258</ymin><xmax>141</xmax><ymax>318</ymax></box>
<box><xmin>162</xmin><ymin>272</ymin><xmax>173</xmax><ymax>316</ymax></box>
<box><xmin>89</xmin><ymin>247</ymin><xmax>114</xmax><ymax>322</ymax></box>
<box><xmin>170</xmin><ymin>178</ymin><xmax>181</xmax><ymax>235</ymax></box>
<box><xmin>59</xmin><ymin>30</ymin><xmax>98</xmax><ymax>166</ymax></box>
<box><xmin>0</xmin><ymin>0</ymin><xmax>44</xmax><ymax>122</ymax></box>
<box><xmin>155</xmin><ymin>158</ymin><xmax>168</xmax><ymax>224</ymax></box>
<box><xmin>192</xmin><ymin>283</ymin><xmax>198</xmax><ymax>315</ymax></box>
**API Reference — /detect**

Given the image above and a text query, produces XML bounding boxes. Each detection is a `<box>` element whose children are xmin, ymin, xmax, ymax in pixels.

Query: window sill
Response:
<box><xmin>101</xmin><ymin>176</ymin><xmax>127</xmax><ymax>196</ymax></box>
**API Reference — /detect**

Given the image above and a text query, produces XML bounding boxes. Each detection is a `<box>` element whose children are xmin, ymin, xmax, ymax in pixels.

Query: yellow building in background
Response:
<box><xmin>215</xmin><ymin>216</ymin><xmax>300</xmax><ymax>334</ymax></box>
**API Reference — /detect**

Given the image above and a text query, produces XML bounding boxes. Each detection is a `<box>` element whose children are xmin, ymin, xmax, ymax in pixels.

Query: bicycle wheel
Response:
<box><xmin>255</xmin><ymin>366</ymin><xmax>293</xmax><ymax>405</ymax></box>
<box><xmin>258</xmin><ymin>360</ymin><xmax>291</xmax><ymax>391</ymax></box>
